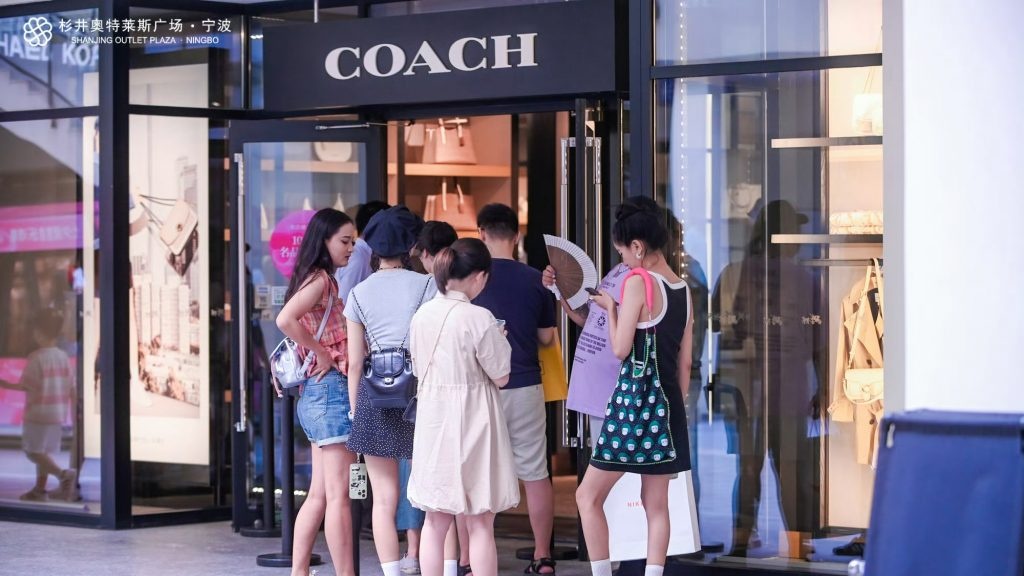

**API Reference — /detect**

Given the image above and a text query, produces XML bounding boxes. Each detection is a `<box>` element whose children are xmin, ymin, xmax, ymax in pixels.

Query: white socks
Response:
<box><xmin>644</xmin><ymin>565</ymin><xmax>664</xmax><ymax>576</ymax></box>
<box><xmin>381</xmin><ymin>561</ymin><xmax>401</xmax><ymax>576</ymax></box>
<box><xmin>444</xmin><ymin>560</ymin><xmax>458</xmax><ymax>576</ymax></box>
<box><xmin>591</xmin><ymin>559</ymin><xmax>613</xmax><ymax>576</ymax></box>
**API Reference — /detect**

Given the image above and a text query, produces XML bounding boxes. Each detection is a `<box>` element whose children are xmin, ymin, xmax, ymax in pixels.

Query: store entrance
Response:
<box><xmin>228</xmin><ymin>101</ymin><xmax>622</xmax><ymax>559</ymax></box>
<box><xmin>227</xmin><ymin>119</ymin><xmax>384</xmax><ymax>532</ymax></box>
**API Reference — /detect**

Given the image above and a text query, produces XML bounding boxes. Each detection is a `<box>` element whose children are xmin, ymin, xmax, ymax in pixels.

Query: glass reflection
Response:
<box><xmin>0</xmin><ymin>118</ymin><xmax>99</xmax><ymax>513</ymax></box>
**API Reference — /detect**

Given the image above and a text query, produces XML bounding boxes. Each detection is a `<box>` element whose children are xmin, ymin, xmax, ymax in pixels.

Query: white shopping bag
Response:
<box><xmin>604</xmin><ymin>470</ymin><xmax>701</xmax><ymax>562</ymax></box>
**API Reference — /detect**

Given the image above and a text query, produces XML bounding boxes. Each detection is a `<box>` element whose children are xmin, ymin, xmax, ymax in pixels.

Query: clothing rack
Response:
<box><xmin>802</xmin><ymin>258</ymin><xmax>884</xmax><ymax>267</ymax></box>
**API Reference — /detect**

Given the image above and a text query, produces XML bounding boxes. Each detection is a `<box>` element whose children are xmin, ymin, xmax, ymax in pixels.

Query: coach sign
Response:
<box><xmin>263</xmin><ymin>0</ymin><xmax>623</xmax><ymax>110</ymax></box>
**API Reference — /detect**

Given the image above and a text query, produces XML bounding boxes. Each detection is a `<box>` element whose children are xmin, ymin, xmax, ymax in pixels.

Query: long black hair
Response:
<box><xmin>285</xmin><ymin>208</ymin><xmax>353</xmax><ymax>302</ymax></box>
<box><xmin>433</xmin><ymin>238</ymin><xmax>492</xmax><ymax>294</ymax></box>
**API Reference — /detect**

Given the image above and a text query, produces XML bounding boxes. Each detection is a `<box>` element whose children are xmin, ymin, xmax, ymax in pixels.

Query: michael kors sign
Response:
<box><xmin>264</xmin><ymin>0</ymin><xmax>622</xmax><ymax>110</ymax></box>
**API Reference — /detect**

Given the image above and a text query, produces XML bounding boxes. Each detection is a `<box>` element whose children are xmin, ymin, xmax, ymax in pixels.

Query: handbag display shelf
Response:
<box><xmin>863</xmin><ymin>410</ymin><xmax>1024</xmax><ymax>576</ymax></box>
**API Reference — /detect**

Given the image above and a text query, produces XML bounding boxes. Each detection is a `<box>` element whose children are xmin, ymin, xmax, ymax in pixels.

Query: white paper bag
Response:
<box><xmin>604</xmin><ymin>470</ymin><xmax>701</xmax><ymax>562</ymax></box>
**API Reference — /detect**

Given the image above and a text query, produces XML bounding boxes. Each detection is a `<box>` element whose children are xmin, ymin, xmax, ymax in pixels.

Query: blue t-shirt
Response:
<box><xmin>473</xmin><ymin>258</ymin><xmax>557</xmax><ymax>389</ymax></box>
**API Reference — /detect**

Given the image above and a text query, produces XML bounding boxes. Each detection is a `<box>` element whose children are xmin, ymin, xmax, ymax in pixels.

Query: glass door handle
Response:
<box><xmin>557</xmin><ymin>130</ymin><xmax>602</xmax><ymax>450</ymax></box>
<box><xmin>234</xmin><ymin>152</ymin><xmax>247</xmax><ymax>434</ymax></box>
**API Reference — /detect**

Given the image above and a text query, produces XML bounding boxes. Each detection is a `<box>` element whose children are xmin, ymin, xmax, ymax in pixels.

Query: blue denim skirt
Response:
<box><xmin>296</xmin><ymin>369</ymin><xmax>352</xmax><ymax>447</ymax></box>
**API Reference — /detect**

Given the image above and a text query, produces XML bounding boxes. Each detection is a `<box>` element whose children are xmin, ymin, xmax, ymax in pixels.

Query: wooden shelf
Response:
<box><xmin>387</xmin><ymin>163</ymin><xmax>511</xmax><ymax>177</ymax></box>
<box><xmin>771</xmin><ymin>136</ymin><xmax>883</xmax><ymax>149</ymax></box>
<box><xmin>261</xmin><ymin>160</ymin><xmax>510</xmax><ymax>178</ymax></box>
<box><xmin>772</xmin><ymin>234</ymin><xmax>883</xmax><ymax>244</ymax></box>
<box><xmin>261</xmin><ymin>159</ymin><xmax>361</xmax><ymax>173</ymax></box>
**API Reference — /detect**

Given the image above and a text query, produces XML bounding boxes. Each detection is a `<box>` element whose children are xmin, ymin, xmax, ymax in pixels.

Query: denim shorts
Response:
<box><xmin>296</xmin><ymin>369</ymin><xmax>352</xmax><ymax>447</ymax></box>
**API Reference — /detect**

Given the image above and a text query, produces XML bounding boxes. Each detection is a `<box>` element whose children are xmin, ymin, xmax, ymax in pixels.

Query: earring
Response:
<box><xmin>636</xmin><ymin>252</ymin><xmax>643</xmax><ymax>260</ymax></box>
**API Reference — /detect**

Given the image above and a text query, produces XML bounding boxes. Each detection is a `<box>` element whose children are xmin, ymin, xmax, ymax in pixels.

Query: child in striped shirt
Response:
<box><xmin>0</xmin><ymin>308</ymin><xmax>77</xmax><ymax>502</ymax></box>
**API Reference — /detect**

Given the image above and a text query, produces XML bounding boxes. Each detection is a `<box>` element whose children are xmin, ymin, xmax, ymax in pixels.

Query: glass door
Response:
<box><xmin>228</xmin><ymin>120</ymin><xmax>384</xmax><ymax>531</ymax></box>
<box><xmin>559</xmin><ymin>99</ymin><xmax>626</xmax><ymax>560</ymax></box>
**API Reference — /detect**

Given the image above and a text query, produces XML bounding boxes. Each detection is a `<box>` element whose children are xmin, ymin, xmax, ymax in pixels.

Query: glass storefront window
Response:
<box><xmin>129</xmin><ymin>9</ymin><xmax>243</xmax><ymax>109</ymax></box>
<box><xmin>655</xmin><ymin>0</ymin><xmax>882</xmax><ymax>65</ymax></box>
<box><xmin>0</xmin><ymin>117</ymin><xmax>100</xmax><ymax>514</ymax></box>
<box><xmin>0</xmin><ymin>10</ymin><xmax>100</xmax><ymax>110</ymax></box>
<box><xmin>655</xmin><ymin>68</ymin><xmax>882</xmax><ymax>570</ymax></box>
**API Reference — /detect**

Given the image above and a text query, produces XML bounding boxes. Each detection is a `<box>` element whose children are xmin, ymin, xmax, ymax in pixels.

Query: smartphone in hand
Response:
<box><xmin>584</xmin><ymin>287</ymin><xmax>600</xmax><ymax>296</ymax></box>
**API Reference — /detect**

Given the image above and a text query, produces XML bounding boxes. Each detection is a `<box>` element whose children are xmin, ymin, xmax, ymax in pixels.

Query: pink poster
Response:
<box><xmin>269</xmin><ymin>210</ymin><xmax>316</xmax><ymax>277</ymax></box>
<box><xmin>0</xmin><ymin>202</ymin><xmax>82</xmax><ymax>253</ymax></box>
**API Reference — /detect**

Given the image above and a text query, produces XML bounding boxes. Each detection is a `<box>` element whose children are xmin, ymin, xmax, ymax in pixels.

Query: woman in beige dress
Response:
<box><xmin>408</xmin><ymin>238</ymin><xmax>518</xmax><ymax>576</ymax></box>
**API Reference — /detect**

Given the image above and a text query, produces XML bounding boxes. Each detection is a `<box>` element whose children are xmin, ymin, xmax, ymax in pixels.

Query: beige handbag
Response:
<box><xmin>434</xmin><ymin>118</ymin><xmax>477</xmax><ymax>165</ymax></box>
<box><xmin>424</xmin><ymin>179</ymin><xmax>477</xmax><ymax>231</ymax></box>
<box><xmin>420</xmin><ymin>126</ymin><xmax>437</xmax><ymax>164</ymax></box>
<box><xmin>843</xmin><ymin>259</ymin><xmax>884</xmax><ymax>405</ymax></box>
<box><xmin>404</xmin><ymin>123</ymin><xmax>426</xmax><ymax>163</ymax></box>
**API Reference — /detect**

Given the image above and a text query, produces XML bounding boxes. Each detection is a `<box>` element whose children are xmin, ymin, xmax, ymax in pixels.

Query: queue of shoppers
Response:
<box><xmin>277</xmin><ymin>196</ymin><xmax>692</xmax><ymax>576</ymax></box>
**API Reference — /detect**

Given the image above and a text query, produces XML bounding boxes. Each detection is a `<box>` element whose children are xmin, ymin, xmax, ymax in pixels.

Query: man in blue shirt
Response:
<box><xmin>335</xmin><ymin>201</ymin><xmax>389</xmax><ymax>301</ymax></box>
<box><xmin>473</xmin><ymin>203</ymin><xmax>558</xmax><ymax>575</ymax></box>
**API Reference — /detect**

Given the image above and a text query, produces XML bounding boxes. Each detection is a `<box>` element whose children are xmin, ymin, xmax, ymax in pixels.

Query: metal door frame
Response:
<box><xmin>227</xmin><ymin>119</ymin><xmax>386</xmax><ymax>530</ymax></box>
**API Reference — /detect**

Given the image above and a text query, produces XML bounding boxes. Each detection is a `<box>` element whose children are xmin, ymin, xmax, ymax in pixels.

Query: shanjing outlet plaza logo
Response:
<box><xmin>15</xmin><ymin>16</ymin><xmax>231</xmax><ymax>48</ymax></box>
<box><xmin>23</xmin><ymin>16</ymin><xmax>53</xmax><ymax>47</ymax></box>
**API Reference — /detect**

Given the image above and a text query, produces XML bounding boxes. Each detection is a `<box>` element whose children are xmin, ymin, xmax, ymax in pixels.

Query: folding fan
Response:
<box><xmin>543</xmin><ymin>234</ymin><xmax>599</xmax><ymax>310</ymax></box>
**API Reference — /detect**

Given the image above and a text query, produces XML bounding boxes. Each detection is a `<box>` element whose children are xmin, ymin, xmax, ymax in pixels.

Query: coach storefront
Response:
<box><xmin>0</xmin><ymin>1</ymin><xmax>884</xmax><ymax>574</ymax></box>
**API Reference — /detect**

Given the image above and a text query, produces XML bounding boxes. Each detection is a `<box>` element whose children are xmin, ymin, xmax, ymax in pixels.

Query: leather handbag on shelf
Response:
<box><xmin>434</xmin><ymin>117</ymin><xmax>477</xmax><ymax>165</ymax></box>
<box><xmin>404</xmin><ymin>122</ymin><xmax>426</xmax><ymax>163</ymax></box>
<box><xmin>425</xmin><ymin>179</ymin><xmax>477</xmax><ymax>232</ymax></box>
<box><xmin>843</xmin><ymin>259</ymin><xmax>884</xmax><ymax>405</ymax></box>
<box><xmin>421</xmin><ymin>126</ymin><xmax>437</xmax><ymax>164</ymax></box>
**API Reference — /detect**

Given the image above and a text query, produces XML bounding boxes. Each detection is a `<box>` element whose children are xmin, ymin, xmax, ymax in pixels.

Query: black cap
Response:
<box><xmin>362</xmin><ymin>205</ymin><xmax>424</xmax><ymax>258</ymax></box>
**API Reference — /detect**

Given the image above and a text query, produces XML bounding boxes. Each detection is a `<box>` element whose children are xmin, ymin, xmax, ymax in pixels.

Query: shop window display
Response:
<box><xmin>0</xmin><ymin>118</ymin><xmax>100</xmax><ymax>513</ymax></box>
<box><xmin>655</xmin><ymin>64</ymin><xmax>883</xmax><ymax>571</ymax></box>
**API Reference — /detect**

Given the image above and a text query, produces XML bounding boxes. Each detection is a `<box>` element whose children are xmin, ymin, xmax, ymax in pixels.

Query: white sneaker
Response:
<box><xmin>399</xmin><ymin>555</ymin><xmax>421</xmax><ymax>575</ymax></box>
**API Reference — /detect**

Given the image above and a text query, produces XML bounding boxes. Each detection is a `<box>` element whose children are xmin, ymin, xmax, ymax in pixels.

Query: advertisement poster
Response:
<box><xmin>82</xmin><ymin>66</ymin><xmax>210</xmax><ymax>465</ymax></box>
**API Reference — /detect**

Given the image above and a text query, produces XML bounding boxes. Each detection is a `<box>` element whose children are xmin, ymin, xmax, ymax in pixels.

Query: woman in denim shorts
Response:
<box><xmin>276</xmin><ymin>208</ymin><xmax>357</xmax><ymax>576</ymax></box>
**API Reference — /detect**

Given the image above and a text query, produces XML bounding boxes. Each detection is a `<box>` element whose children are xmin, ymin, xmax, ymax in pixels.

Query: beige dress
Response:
<box><xmin>407</xmin><ymin>291</ymin><xmax>519</xmax><ymax>515</ymax></box>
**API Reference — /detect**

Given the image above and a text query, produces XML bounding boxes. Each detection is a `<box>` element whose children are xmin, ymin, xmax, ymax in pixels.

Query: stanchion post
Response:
<box><xmin>241</xmin><ymin>377</ymin><xmax>281</xmax><ymax>538</ymax></box>
<box><xmin>258</xmin><ymin>390</ymin><xmax>321</xmax><ymax>568</ymax></box>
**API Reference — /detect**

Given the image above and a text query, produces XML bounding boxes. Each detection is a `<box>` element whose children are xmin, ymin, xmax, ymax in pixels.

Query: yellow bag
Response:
<box><xmin>539</xmin><ymin>334</ymin><xmax>568</xmax><ymax>403</ymax></box>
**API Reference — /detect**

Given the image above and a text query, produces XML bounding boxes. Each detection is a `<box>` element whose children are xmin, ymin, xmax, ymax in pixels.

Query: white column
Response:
<box><xmin>885</xmin><ymin>0</ymin><xmax>1024</xmax><ymax>413</ymax></box>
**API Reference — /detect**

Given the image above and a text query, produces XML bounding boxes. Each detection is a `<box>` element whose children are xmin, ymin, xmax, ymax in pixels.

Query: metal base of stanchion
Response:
<box><xmin>515</xmin><ymin>546</ymin><xmax>579</xmax><ymax>561</ymax></box>
<box><xmin>700</xmin><ymin>540</ymin><xmax>724</xmax><ymax>553</ymax></box>
<box><xmin>256</xmin><ymin>552</ymin><xmax>322</xmax><ymax>568</ymax></box>
<box><xmin>240</xmin><ymin>526</ymin><xmax>282</xmax><ymax>538</ymax></box>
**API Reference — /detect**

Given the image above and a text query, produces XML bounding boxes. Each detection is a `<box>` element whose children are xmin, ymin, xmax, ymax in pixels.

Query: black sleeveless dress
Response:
<box><xmin>590</xmin><ymin>273</ymin><xmax>692</xmax><ymax>475</ymax></box>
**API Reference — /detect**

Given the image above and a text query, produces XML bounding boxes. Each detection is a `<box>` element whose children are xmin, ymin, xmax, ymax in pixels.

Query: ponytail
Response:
<box><xmin>433</xmin><ymin>247</ymin><xmax>457</xmax><ymax>294</ymax></box>
<box><xmin>433</xmin><ymin>238</ymin><xmax>492</xmax><ymax>294</ymax></box>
